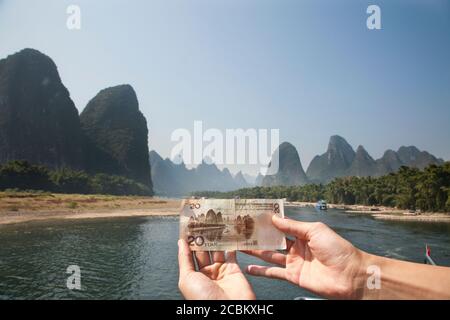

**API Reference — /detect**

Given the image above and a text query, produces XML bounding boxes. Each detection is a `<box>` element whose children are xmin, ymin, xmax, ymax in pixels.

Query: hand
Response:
<box><xmin>178</xmin><ymin>239</ymin><xmax>256</xmax><ymax>300</ymax></box>
<box><xmin>243</xmin><ymin>216</ymin><xmax>364</xmax><ymax>299</ymax></box>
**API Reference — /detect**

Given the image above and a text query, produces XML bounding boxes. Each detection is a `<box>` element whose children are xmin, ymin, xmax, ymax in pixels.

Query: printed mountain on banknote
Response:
<box><xmin>180</xmin><ymin>199</ymin><xmax>287</xmax><ymax>251</ymax></box>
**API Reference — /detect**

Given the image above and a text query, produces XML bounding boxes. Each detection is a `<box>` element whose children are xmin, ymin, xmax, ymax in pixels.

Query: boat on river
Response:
<box><xmin>315</xmin><ymin>200</ymin><xmax>328</xmax><ymax>211</ymax></box>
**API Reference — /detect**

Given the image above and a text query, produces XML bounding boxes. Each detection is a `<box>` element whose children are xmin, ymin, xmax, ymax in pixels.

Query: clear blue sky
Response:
<box><xmin>1</xmin><ymin>0</ymin><xmax>449</xmax><ymax>175</ymax></box>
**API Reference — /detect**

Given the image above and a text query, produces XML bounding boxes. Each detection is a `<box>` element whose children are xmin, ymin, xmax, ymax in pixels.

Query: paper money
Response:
<box><xmin>179</xmin><ymin>199</ymin><xmax>287</xmax><ymax>251</ymax></box>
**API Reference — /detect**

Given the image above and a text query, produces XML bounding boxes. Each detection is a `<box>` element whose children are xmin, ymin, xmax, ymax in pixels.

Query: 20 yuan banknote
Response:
<box><xmin>180</xmin><ymin>199</ymin><xmax>287</xmax><ymax>251</ymax></box>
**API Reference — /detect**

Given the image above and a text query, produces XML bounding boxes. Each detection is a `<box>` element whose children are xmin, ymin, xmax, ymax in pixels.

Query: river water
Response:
<box><xmin>0</xmin><ymin>207</ymin><xmax>449</xmax><ymax>300</ymax></box>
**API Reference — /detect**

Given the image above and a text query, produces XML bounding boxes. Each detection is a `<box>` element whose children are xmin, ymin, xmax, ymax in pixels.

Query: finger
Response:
<box><xmin>226</xmin><ymin>251</ymin><xmax>237</xmax><ymax>263</ymax></box>
<box><xmin>286</xmin><ymin>238</ymin><xmax>295</xmax><ymax>250</ymax></box>
<box><xmin>246</xmin><ymin>265</ymin><xmax>286</xmax><ymax>281</ymax></box>
<box><xmin>178</xmin><ymin>239</ymin><xmax>195</xmax><ymax>277</ymax></box>
<box><xmin>212</xmin><ymin>251</ymin><xmax>226</xmax><ymax>263</ymax></box>
<box><xmin>272</xmin><ymin>215</ymin><xmax>320</xmax><ymax>240</ymax></box>
<box><xmin>241</xmin><ymin>250</ymin><xmax>286</xmax><ymax>266</ymax></box>
<box><xmin>195</xmin><ymin>251</ymin><xmax>212</xmax><ymax>269</ymax></box>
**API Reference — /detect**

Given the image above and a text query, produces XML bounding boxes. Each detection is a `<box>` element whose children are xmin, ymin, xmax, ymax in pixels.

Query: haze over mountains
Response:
<box><xmin>263</xmin><ymin>135</ymin><xmax>444</xmax><ymax>186</ymax></box>
<box><xmin>0</xmin><ymin>48</ymin><xmax>445</xmax><ymax>197</ymax></box>
<box><xmin>149</xmin><ymin>150</ymin><xmax>249</xmax><ymax>196</ymax></box>
<box><xmin>150</xmin><ymin>135</ymin><xmax>444</xmax><ymax>195</ymax></box>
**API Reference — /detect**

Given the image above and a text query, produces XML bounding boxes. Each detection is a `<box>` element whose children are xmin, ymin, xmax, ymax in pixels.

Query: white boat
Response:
<box><xmin>315</xmin><ymin>200</ymin><xmax>328</xmax><ymax>211</ymax></box>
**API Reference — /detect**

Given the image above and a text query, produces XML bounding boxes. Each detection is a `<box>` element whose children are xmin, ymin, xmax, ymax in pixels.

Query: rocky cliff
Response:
<box><xmin>80</xmin><ymin>85</ymin><xmax>152</xmax><ymax>188</ymax></box>
<box><xmin>0</xmin><ymin>49</ymin><xmax>84</xmax><ymax>169</ymax></box>
<box><xmin>262</xmin><ymin>142</ymin><xmax>308</xmax><ymax>186</ymax></box>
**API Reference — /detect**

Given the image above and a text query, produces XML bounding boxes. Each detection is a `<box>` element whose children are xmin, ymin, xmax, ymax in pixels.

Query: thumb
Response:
<box><xmin>272</xmin><ymin>215</ymin><xmax>320</xmax><ymax>240</ymax></box>
<box><xmin>178</xmin><ymin>239</ymin><xmax>195</xmax><ymax>277</ymax></box>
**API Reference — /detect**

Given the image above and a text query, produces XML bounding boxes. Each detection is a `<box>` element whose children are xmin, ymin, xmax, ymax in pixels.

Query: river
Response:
<box><xmin>0</xmin><ymin>207</ymin><xmax>449</xmax><ymax>299</ymax></box>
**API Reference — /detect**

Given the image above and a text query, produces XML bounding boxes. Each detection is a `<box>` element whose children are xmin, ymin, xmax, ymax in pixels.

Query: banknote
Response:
<box><xmin>179</xmin><ymin>199</ymin><xmax>287</xmax><ymax>251</ymax></box>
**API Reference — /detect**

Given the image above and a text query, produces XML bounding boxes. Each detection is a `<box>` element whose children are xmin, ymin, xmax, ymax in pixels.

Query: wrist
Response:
<box><xmin>351</xmin><ymin>250</ymin><xmax>381</xmax><ymax>299</ymax></box>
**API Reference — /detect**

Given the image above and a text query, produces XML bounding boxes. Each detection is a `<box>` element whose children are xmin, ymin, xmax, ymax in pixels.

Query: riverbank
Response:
<box><xmin>285</xmin><ymin>201</ymin><xmax>450</xmax><ymax>223</ymax></box>
<box><xmin>2</xmin><ymin>193</ymin><xmax>449</xmax><ymax>226</ymax></box>
<box><xmin>0</xmin><ymin>191</ymin><xmax>180</xmax><ymax>225</ymax></box>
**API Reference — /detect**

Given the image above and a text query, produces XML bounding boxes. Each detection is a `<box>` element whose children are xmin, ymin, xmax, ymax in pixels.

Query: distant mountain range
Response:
<box><xmin>305</xmin><ymin>135</ymin><xmax>444</xmax><ymax>183</ymax></box>
<box><xmin>149</xmin><ymin>151</ymin><xmax>249</xmax><ymax>196</ymax></box>
<box><xmin>0</xmin><ymin>48</ymin><xmax>153</xmax><ymax>191</ymax></box>
<box><xmin>0</xmin><ymin>48</ymin><xmax>445</xmax><ymax>197</ymax></box>
<box><xmin>259</xmin><ymin>135</ymin><xmax>444</xmax><ymax>186</ymax></box>
<box><xmin>150</xmin><ymin>135</ymin><xmax>444</xmax><ymax>195</ymax></box>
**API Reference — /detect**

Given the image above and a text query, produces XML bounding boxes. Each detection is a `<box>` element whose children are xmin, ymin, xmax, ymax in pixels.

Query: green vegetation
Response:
<box><xmin>80</xmin><ymin>85</ymin><xmax>152</xmax><ymax>189</ymax></box>
<box><xmin>0</xmin><ymin>50</ymin><xmax>153</xmax><ymax>195</ymax></box>
<box><xmin>67</xmin><ymin>202</ymin><xmax>78</xmax><ymax>209</ymax></box>
<box><xmin>193</xmin><ymin>162</ymin><xmax>450</xmax><ymax>213</ymax></box>
<box><xmin>0</xmin><ymin>160</ymin><xmax>151</xmax><ymax>196</ymax></box>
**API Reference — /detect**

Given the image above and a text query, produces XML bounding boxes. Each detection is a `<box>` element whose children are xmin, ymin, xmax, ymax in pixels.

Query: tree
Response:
<box><xmin>193</xmin><ymin>162</ymin><xmax>450</xmax><ymax>213</ymax></box>
<box><xmin>0</xmin><ymin>160</ymin><xmax>54</xmax><ymax>191</ymax></box>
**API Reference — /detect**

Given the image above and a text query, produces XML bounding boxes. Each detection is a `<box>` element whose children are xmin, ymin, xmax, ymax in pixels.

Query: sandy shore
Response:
<box><xmin>2</xmin><ymin>193</ymin><xmax>449</xmax><ymax>225</ymax></box>
<box><xmin>371</xmin><ymin>213</ymin><xmax>450</xmax><ymax>223</ymax></box>
<box><xmin>285</xmin><ymin>201</ymin><xmax>450</xmax><ymax>223</ymax></box>
<box><xmin>0</xmin><ymin>192</ymin><xmax>180</xmax><ymax>226</ymax></box>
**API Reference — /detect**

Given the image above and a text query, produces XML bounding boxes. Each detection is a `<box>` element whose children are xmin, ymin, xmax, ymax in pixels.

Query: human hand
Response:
<box><xmin>178</xmin><ymin>239</ymin><xmax>256</xmax><ymax>300</ymax></box>
<box><xmin>243</xmin><ymin>216</ymin><xmax>364</xmax><ymax>299</ymax></box>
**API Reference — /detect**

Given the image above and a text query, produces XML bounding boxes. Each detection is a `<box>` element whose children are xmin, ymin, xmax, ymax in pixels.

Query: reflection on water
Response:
<box><xmin>0</xmin><ymin>216</ymin><xmax>182</xmax><ymax>300</ymax></box>
<box><xmin>0</xmin><ymin>208</ymin><xmax>449</xmax><ymax>299</ymax></box>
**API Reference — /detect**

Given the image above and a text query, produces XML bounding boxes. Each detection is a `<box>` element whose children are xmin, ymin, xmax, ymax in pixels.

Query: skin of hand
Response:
<box><xmin>243</xmin><ymin>215</ymin><xmax>365</xmax><ymax>299</ymax></box>
<box><xmin>178</xmin><ymin>239</ymin><xmax>256</xmax><ymax>300</ymax></box>
<box><xmin>244</xmin><ymin>215</ymin><xmax>450</xmax><ymax>300</ymax></box>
